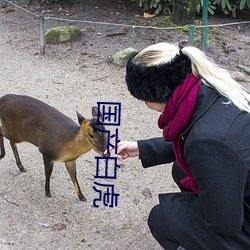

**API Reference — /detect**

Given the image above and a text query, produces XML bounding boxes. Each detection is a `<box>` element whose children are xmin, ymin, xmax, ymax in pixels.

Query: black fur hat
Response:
<box><xmin>125</xmin><ymin>52</ymin><xmax>192</xmax><ymax>103</ymax></box>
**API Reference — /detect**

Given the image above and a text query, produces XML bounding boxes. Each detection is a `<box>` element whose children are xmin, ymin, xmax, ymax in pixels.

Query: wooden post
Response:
<box><xmin>0</xmin><ymin>0</ymin><xmax>5</xmax><ymax>8</ymax></box>
<box><xmin>39</xmin><ymin>11</ymin><xmax>45</xmax><ymax>55</ymax></box>
<box><xmin>188</xmin><ymin>25</ymin><xmax>195</xmax><ymax>46</ymax></box>
<box><xmin>202</xmin><ymin>0</ymin><xmax>208</xmax><ymax>51</ymax></box>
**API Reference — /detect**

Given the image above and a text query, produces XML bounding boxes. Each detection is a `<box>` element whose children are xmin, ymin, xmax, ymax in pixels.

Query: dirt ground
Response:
<box><xmin>0</xmin><ymin>0</ymin><xmax>249</xmax><ymax>249</ymax></box>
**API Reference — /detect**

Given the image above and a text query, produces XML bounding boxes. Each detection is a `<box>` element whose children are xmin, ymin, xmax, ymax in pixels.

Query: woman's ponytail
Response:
<box><xmin>182</xmin><ymin>46</ymin><xmax>250</xmax><ymax>112</ymax></box>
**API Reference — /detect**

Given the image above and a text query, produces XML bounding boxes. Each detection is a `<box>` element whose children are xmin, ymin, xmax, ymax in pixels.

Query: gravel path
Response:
<box><xmin>0</xmin><ymin>4</ymin><xmax>175</xmax><ymax>250</ymax></box>
<box><xmin>0</xmin><ymin>1</ymin><xmax>249</xmax><ymax>249</ymax></box>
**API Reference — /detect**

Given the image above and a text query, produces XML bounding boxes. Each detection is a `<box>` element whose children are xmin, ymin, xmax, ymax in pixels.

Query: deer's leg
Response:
<box><xmin>0</xmin><ymin>127</ymin><xmax>5</xmax><ymax>159</ymax></box>
<box><xmin>43</xmin><ymin>155</ymin><xmax>54</xmax><ymax>198</ymax></box>
<box><xmin>10</xmin><ymin>141</ymin><xmax>25</xmax><ymax>172</ymax></box>
<box><xmin>65</xmin><ymin>161</ymin><xmax>86</xmax><ymax>201</ymax></box>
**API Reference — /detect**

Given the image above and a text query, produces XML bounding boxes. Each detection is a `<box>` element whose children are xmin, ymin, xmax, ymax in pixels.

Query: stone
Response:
<box><xmin>231</xmin><ymin>71</ymin><xmax>247</xmax><ymax>82</ymax></box>
<box><xmin>112</xmin><ymin>47</ymin><xmax>138</xmax><ymax>67</ymax></box>
<box><xmin>45</xmin><ymin>26</ymin><xmax>82</xmax><ymax>44</ymax></box>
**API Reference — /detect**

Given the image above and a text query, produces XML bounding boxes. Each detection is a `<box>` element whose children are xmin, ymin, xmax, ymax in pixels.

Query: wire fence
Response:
<box><xmin>3</xmin><ymin>0</ymin><xmax>250</xmax><ymax>55</ymax></box>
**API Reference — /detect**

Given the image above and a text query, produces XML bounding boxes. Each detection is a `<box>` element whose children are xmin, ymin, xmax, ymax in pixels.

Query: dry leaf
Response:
<box><xmin>143</xmin><ymin>12</ymin><xmax>155</xmax><ymax>18</ymax></box>
<box><xmin>142</xmin><ymin>187</ymin><xmax>152</xmax><ymax>198</ymax></box>
<box><xmin>51</xmin><ymin>223</ymin><xmax>67</xmax><ymax>231</ymax></box>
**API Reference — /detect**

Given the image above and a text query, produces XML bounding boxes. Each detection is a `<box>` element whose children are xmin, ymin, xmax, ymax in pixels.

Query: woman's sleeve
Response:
<box><xmin>137</xmin><ymin>137</ymin><xmax>175</xmax><ymax>168</ymax></box>
<box><xmin>185</xmin><ymin>137</ymin><xmax>249</xmax><ymax>236</ymax></box>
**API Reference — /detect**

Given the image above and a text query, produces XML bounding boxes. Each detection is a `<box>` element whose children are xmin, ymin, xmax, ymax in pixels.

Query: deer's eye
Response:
<box><xmin>89</xmin><ymin>133</ymin><xmax>94</xmax><ymax>139</ymax></box>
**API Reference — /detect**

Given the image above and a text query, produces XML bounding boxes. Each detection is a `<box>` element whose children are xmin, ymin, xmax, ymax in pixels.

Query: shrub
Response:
<box><xmin>135</xmin><ymin>0</ymin><xmax>250</xmax><ymax>17</ymax></box>
<box><xmin>135</xmin><ymin>0</ymin><xmax>172</xmax><ymax>15</ymax></box>
<box><xmin>38</xmin><ymin>0</ymin><xmax>58</xmax><ymax>4</ymax></box>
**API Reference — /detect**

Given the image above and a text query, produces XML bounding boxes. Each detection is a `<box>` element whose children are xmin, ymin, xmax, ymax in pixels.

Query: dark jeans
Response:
<box><xmin>148</xmin><ymin>162</ymin><xmax>188</xmax><ymax>250</ymax></box>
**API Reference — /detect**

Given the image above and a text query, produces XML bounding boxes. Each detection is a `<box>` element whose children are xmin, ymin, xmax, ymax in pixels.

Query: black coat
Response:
<box><xmin>138</xmin><ymin>84</ymin><xmax>250</xmax><ymax>250</ymax></box>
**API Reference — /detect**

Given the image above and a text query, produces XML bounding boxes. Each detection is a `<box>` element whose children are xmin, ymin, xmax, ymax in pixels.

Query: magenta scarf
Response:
<box><xmin>158</xmin><ymin>73</ymin><xmax>201</xmax><ymax>194</ymax></box>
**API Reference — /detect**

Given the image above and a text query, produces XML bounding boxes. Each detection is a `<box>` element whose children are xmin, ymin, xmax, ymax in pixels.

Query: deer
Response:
<box><xmin>0</xmin><ymin>94</ymin><xmax>110</xmax><ymax>201</ymax></box>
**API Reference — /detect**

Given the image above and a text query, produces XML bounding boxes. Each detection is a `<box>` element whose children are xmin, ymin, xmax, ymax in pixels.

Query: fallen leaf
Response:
<box><xmin>143</xmin><ymin>12</ymin><xmax>155</xmax><ymax>18</ymax></box>
<box><xmin>142</xmin><ymin>187</ymin><xmax>152</xmax><ymax>198</ymax></box>
<box><xmin>51</xmin><ymin>223</ymin><xmax>67</xmax><ymax>231</ymax></box>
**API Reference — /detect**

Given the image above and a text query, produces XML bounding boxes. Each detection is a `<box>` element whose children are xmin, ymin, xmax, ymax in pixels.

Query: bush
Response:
<box><xmin>135</xmin><ymin>0</ymin><xmax>172</xmax><ymax>15</ymax></box>
<box><xmin>212</xmin><ymin>0</ymin><xmax>250</xmax><ymax>17</ymax></box>
<box><xmin>38</xmin><ymin>0</ymin><xmax>58</xmax><ymax>4</ymax></box>
<box><xmin>135</xmin><ymin>0</ymin><xmax>250</xmax><ymax>18</ymax></box>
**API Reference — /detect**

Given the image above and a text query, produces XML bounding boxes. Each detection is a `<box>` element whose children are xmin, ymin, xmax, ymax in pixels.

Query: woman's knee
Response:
<box><xmin>148</xmin><ymin>205</ymin><xmax>179</xmax><ymax>249</ymax></box>
<box><xmin>148</xmin><ymin>204</ymin><xmax>161</xmax><ymax>233</ymax></box>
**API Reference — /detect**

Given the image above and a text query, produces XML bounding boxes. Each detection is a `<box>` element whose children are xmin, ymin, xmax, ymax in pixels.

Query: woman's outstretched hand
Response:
<box><xmin>105</xmin><ymin>141</ymin><xmax>139</xmax><ymax>160</ymax></box>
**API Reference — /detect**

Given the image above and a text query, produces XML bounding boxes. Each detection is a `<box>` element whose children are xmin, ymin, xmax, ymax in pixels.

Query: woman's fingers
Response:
<box><xmin>104</xmin><ymin>141</ymin><xmax>138</xmax><ymax>160</ymax></box>
<box><xmin>104</xmin><ymin>141</ymin><xmax>127</xmax><ymax>155</ymax></box>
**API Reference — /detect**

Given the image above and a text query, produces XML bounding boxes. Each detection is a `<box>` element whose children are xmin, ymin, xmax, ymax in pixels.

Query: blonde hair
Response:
<box><xmin>134</xmin><ymin>42</ymin><xmax>250</xmax><ymax>113</ymax></box>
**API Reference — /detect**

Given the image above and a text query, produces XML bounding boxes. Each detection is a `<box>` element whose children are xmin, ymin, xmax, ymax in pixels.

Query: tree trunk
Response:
<box><xmin>171</xmin><ymin>0</ymin><xmax>198</xmax><ymax>25</ymax></box>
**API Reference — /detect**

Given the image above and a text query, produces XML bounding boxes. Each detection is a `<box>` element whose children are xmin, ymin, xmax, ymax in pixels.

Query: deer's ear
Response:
<box><xmin>76</xmin><ymin>111</ymin><xmax>85</xmax><ymax>125</ymax></box>
<box><xmin>92</xmin><ymin>106</ymin><xmax>102</xmax><ymax>118</ymax></box>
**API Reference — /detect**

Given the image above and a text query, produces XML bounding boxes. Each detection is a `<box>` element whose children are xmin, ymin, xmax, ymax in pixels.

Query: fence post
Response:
<box><xmin>39</xmin><ymin>11</ymin><xmax>45</xmax><ymax>55</ymax></box>
<box><xmin>188</xmin><ymin>25</ymin><xmax>195</xmax><ymax>46</ymax></box>
<box><xmin>0</xmin><ymin>0</ymin><xmax>5</xmax><ymax>8</ymax></box>
<box><xmin>202</xmin><ymin>0</ymin><xmax>208</xmax><ymax>51</ymax></box>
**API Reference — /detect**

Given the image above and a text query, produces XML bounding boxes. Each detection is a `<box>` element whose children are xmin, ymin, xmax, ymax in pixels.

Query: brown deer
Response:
<box><xmin>0</xmin><ymin>94</ymin><xmax>110</xmax><ymax>201</ymax></box>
